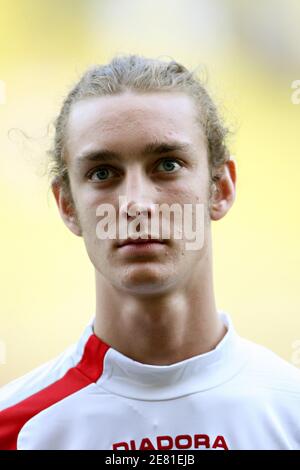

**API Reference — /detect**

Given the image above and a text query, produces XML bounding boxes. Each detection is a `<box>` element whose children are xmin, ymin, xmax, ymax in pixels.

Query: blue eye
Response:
<box><xmin>89</xmin><ymin>167</ymin><xmax>115</xmax><ymax>181</ymax></box>
<box><xmin>156</xmin><ymin>158</ymin><xmax>182</xmax><ymax>173</ymax></box>
<box><xmin>87</xmin><ymin>158</ymin><xmax>182</xmax><ymax>182</ymax></box>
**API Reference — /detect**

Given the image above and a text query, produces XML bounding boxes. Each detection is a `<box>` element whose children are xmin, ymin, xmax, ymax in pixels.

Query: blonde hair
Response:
<box><xmin>48</xmin><ymin>54</ymin><xmax>230</xmax><ymax>198</ymax></box>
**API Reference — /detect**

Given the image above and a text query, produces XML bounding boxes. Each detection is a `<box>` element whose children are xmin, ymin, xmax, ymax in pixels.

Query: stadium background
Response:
<box><xmin>0</xmin><ymin>0</ymin><xmax>299</xmax><ymax>384</ymax></box>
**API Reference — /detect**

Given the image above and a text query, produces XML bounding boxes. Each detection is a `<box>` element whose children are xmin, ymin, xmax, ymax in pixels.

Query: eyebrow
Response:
<box><xmin>76</xmin><ymin>141</ymin><xmax>192</xmax><ymax>166</ymax></box>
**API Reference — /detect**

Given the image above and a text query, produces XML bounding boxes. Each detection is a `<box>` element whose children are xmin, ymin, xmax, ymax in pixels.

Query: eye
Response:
<box><xmin>87</xmin><ymin>166</ymin><xmax>117</xmax><ymax>182</ymax></box>
<box><xmin>155</xmin><ymin>158</ymin><xmax>183</xmax><ymax>173</ymax></box>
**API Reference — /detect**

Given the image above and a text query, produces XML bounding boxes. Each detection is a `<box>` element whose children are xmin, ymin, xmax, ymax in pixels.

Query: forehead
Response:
<box><xmin>66</xmin><ymin>91</ymin><xmax>203</xmax><ymax>159</ymax></box>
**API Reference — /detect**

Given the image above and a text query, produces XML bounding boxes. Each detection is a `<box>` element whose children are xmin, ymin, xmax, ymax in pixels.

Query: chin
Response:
<box><xmin>117</xmin><ymin>264</ymin><xmax>175</xmax><ymax>295</ymax></box>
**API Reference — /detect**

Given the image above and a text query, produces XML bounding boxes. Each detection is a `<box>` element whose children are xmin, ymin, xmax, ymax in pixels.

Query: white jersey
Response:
<box><xmin>0</xmin><ymin>311</ymin><xmax>300</xmax><ymax>450</ymax></box>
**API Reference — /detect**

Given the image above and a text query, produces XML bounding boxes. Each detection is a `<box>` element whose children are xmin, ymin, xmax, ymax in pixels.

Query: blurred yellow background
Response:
<box><xmin>1</xmin><ymin>0</ymin><xmax>300</xmax><ymax>385</ymax></box>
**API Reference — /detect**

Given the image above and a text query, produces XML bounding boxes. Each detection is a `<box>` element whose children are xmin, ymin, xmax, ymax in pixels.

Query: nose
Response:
<box><xmin>119</xmin><ymin>166</ymin><xmax>157</xmax><ymax>220</ymax></box>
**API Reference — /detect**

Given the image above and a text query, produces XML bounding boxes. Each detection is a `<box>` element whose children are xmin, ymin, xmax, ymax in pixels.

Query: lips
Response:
<box><xmin>117</xmin><ymin>237</ymin><xmax>165</xmax><ymax>248</ymax></box>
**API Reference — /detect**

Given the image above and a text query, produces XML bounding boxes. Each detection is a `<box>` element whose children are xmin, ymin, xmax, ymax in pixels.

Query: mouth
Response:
<box><xmin>117</xmin><ymin>237</ymin><xmax>166</xmax><ymax>248</ymax></box>
<box><xmin>116</xmin><ymin>237</ymin><xmax>167</xmax><ymax>254</ymax></box>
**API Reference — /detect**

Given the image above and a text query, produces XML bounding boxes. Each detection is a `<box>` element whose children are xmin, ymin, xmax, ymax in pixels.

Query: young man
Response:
<box><xmin>0</xmin><ymin>55</ymin><xmax>299</xmax><ymax>450</ymax></box>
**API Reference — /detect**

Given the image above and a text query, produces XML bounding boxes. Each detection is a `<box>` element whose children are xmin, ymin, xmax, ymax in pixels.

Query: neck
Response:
<box><xmin>93</xmin><ymin>242</ymin><xmax>226</xmax><ymax>366</ymax></box>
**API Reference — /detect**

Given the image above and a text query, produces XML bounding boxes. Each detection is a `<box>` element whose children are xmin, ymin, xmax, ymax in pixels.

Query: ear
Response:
<box><xmin>51</xmin><ymin>178</ymin><xmax>82</xmax><ymax>236</ymax></box>
<box><xmin>209</xmin><ymin>157</ymin><xmax>237</xmax><ymax>221</ymax></box>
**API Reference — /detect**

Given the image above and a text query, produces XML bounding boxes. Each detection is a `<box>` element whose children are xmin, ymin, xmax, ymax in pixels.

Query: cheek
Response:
<box><xmin>162</xmin><ymin>178</ymin><xmax>210</xmax><ymax>242</ymax></box>
<box><xmin>74</xmin><ymin>185</ymin><xmax>105</xmax><ymax>208</ymax></box>
<box><xmin>72</xmin><ymin>186</ymin><xmax>114</xmax><ymax>225</ymax></box>
<box><xmin>163</xmin><ymin>177</ymin><xmax>209</xmax><ymax>206</ymax></box>
<box><xmin>168</xmin><ymin>160</ymin><xmax>210</xmax><ymax>201</ymax></box>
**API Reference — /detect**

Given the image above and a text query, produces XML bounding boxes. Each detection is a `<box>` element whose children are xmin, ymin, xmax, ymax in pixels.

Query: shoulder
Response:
<box><xmin>241</xmin><ymin>337</ymin><xmax>300</xmax><ymax>394</ymax></box>
<box><xmin>0</xmin><ymin>343</ymin><xmax>79</xmax><ymax>412</ymax></box>
<box><xmin>0</xmin><ymin>319</ymin><xmax>97</xmax><ymax>413</ymax></box>
<box><xmin>0</xmin><ymin>325</ymin><xmax>100</xmax><ymax>450</ymax></box>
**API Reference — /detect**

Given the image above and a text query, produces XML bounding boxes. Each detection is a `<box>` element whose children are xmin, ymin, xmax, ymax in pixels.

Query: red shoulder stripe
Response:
<box><xmin>0</xmin><ymin>334</ymin><xmax>109</xmax><ymax>450</ymax></box>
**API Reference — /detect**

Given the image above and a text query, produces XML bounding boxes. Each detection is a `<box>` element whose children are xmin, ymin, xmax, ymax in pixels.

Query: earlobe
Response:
<box><xmin>51</xmin><ymin>179</ymin><xmax>82</xmax><ymax>237</ymax></box>
<box><xmin>209</xmin><ymin>158</ymin><xmax>237</xmax><ymax>221</ymax></box>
